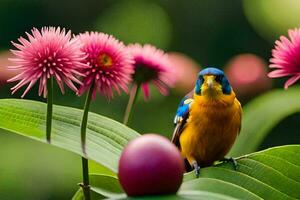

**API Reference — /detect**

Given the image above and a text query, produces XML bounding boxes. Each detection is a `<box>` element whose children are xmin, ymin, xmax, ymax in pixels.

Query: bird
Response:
<box><xmin>171</xmin><ymin>67</ymin><xmax>242</xmax><ymax>177</ymax></box>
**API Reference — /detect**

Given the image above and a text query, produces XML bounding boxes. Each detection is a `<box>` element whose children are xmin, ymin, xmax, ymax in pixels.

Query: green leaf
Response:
<box><xmin>112</xmin><ymin>192</ymin><xmax>238</xmax><ymax>200</ymax></box>
<box><xmin>71</xmin><ymin>188</ymin><xmax>84</xmax><ymax>200</ymax></box>
<box><xmin>72</xmin><ymin>174</ymin><xmax>123</xmax><ymax>200</ymax></box>
<box><xmin>183</xmin><ymin>145</ymin><xmax>300</xmax><ymax>200</ymax></box>
<box><xmin>71</xmin><ymin>188</ymin><xmax>105</xmax><ymax>200</ymax></box>
<box><xmin>0</xmin><ymin>99</ymin><xmax>140</xmax><ymax>173</ymax></box>
<box><xmin>88</xmin><ymin>160</ymin><xmax>116</xmax><ymax>176</ymax></box>
<box><xmin>229</xmin><ymin>87</ymin><xmax>300</xmax><ymax>157</ymax></box>
<box><xmin>89</xmin><ymin>174</ymin><xmax>124</xmax><ymax>198</ymax></box>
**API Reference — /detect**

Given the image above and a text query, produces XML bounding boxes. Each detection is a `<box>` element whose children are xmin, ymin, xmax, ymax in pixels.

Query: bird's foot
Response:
<box><xmin>220</xmin><ymin>157</ymin><xmax>238</xmax><ymax>170</ymax></box>
<box><xmin>192</xmin><ymin>161</ymin><xmax>201</xmax><ymax>178</ymax></box>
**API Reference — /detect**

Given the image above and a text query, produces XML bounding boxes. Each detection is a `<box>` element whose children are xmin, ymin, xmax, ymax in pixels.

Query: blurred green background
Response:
<box><xmin>0</xmin><ymin>0</ymin><xmax>300</xmax><ymax>199</ymax></box>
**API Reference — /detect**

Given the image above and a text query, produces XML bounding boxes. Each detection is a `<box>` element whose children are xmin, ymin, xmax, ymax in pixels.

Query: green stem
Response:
<box><xmin>81</xmin><ymin>86</ymin><xmax>93</xmax><ymax>152</ymax></box>
<box><xmin>81</xmin><ymin>157</ymin><xmax>91</xmax><ymax>200</ymax></box>
<box><xmin>46</xmin><ymin>77</ymin><xmax>53</xmax><ymax>143</ymax></box>
<box><xmin>123</xmin><ymin>83</ymin><xmax>140</xmax><ymax>125</ymax></box>
<box><xmin>80</xmin><ymin>85</ymin><xmax>93</xmax><ymax>200</ymax></box>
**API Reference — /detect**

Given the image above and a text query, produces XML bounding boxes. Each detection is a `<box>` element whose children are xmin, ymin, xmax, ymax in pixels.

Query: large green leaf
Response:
<box><xmin>0</xmin><ymin>98</ymin><xmax>140</xmax><ymax>173</ymax></box>
<box><xmin>88</xmin><ymin>145</ymin><xmax>300</xmax><ymax>200</ymax></box>
<box><xmin>182</xmin><ymin>145</ymin><xmax>300</xmax><ymax>200</ymax></box>
<box><xmin>229</xmin><ymin>86</ymin><xmax>300</xmax><ymax>157</ymax></box>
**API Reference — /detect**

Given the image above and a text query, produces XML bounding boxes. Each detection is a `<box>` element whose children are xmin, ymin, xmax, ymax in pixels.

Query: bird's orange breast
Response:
<box><xmin>179</xmin><ymin>95</ymin><xmax>241</xmax><ymax>167</ymax></box>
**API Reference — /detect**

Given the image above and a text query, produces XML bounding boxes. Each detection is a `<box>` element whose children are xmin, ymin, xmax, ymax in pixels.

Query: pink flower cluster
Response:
<box><xmin>8</xmin><ymin>26</ymin><xmax>175</xmax><ymax>100</ymax></box>
<box><xmin>8</xmin><ymin>27</ymin><xmax>86</xmax><ymax>98</ymax></box>
<box><xmin>76</xmin><ymin>32</ymin><xmax>133</xmax><ymax>99</ymax></box>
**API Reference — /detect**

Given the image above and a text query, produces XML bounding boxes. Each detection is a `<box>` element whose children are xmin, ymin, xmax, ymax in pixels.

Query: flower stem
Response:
<box><xmin>123</xmin><ymin>83</ymin><xmax>140</xmax><ymax>125</ymax></box>
<box><xmin>46</xmin><ymin>77</ymin><xmax>53</xmax><ymax>143</ymax></box>
<box><xmin>81</xmin><ymin>85</ymin><xmax>93</xmax><ymax>152</ymax></box>
<box><xmin>81</xmin><ymin>157</ymin><xmax>91</xmax><ymax>200</ymax></box>
<box><xmin>80</xmin><ymin>85</ymin><xmax>93</xmax><ymax>200</ymax></box>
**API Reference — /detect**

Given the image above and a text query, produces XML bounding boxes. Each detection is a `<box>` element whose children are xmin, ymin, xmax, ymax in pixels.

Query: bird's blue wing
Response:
<box><xmin>173</xmin><ymin>97</ymin><xmax>193</xmax><ymax>124</ymax></box>
<box><xmin>171</xmin><ymin>91</ymin><xmax>194</xmax><ymax>148</ymax></box>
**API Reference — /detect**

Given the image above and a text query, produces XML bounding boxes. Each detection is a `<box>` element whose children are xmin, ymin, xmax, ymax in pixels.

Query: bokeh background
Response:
<box><xmin>0</xmin><ymin>0</ymin><xmax>300</xmax><ymax>199</ymax></box>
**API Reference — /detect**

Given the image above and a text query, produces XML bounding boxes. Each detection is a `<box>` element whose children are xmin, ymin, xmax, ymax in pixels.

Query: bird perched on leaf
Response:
<box><xmin>171</xmin><ymin>67</ymin><xmax>242</xmax><ymax>177</ymax></box>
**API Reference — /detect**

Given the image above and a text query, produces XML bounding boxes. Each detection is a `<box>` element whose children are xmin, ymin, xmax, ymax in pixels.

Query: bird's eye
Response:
<box><xmin>199</xmin><ymin>75</ymin><xmax>204</xmax><ymax>82</ymax></box>
<box><xmin>215</xmin><ymin>75</ymin><xmax>222</xmax><ymax>83</ymax></box>
<box><xmin>195</xmin><ymin>76</ymin><xmax>204</xmax><ymax>95</ymax></box>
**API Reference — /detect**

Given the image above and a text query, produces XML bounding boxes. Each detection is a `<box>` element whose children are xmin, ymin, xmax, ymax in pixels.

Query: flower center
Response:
<box><xmin>133</xmin><ymin>64</ymin><xmax>158</xmax><ymax>84</ymax></box>
<box><xmin>98</xmin><ymin>53</ymin><xmax>113</xmax><ymax>68</ymax></box>
<box><xmin>37</xmin><ymin>55</ymin><xmax>59</xmax><ymax>72</ymax></box>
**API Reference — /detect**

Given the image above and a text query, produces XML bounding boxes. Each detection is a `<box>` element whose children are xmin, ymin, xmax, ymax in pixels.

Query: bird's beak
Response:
<box><xmin>206</xmin><ymin>75</ymin><xmax>215</xmax><ymax>89</ymax></box>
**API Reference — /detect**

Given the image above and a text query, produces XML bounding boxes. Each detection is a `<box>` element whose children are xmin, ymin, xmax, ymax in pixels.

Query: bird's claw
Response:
<box><xmin>221</xmin><ymin>157</ymin><xmax>238</xmax><ymax>170</ymax></box>
<box><xmin>192</xmin><ymin>161</ymin><xmax>201</xmax><ymax>178</ymax></box>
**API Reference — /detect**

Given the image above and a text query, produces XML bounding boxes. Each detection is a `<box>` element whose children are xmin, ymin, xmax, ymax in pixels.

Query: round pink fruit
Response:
<box><xmin>118</xmin><ymin>134</ymin><xmax>184</xmax><ymax>196</ymax></box>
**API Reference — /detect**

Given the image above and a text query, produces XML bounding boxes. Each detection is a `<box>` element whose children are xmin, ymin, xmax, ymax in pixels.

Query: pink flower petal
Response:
<box><xmin>268</xmin><ymin>70</ymin><xmax>291</xmax><ymax>78</ymax></box>
<box><xmin>141</xmin><ymin>83</ymin><xmax>150</xmax><ymax>100</ymax></box>
<box><xmin>269</xmin><ymin>28</ymin><xmax>300</xmax><ymax>88</ymax></box>
<box><xmin>284</xmin><ymin>75</ymin><xmax>300</xmax><ymax>89</ymax></box>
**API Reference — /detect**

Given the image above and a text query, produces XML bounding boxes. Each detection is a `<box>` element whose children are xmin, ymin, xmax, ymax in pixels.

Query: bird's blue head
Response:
<box><xmin>195</xmin><ymin>67</ymin><xmax>232</xmax><ymax>96</ymax></box>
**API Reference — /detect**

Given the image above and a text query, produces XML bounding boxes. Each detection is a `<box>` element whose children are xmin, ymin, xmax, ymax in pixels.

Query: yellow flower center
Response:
<box><xmin>98</xmin><ymin>53</ymin><xmax>113</xmax><ymax>68</ymax></box>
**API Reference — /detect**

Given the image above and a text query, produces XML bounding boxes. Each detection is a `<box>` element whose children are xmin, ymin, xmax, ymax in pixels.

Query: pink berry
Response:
<box><xmin>118</xmin><ymin>134</ymin><xmax>184</xmax><ymax>196</ymax></box>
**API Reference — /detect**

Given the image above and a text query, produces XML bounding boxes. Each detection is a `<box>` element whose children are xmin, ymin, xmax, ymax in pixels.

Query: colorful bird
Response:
<box><xmin>171</xmin><ymin>67</ymin><xmax>242</xmax><ymax>177</ymax></box>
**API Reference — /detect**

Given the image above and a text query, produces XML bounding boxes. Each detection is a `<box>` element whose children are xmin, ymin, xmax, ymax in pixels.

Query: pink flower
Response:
<box><xmin>268</xmin><ymin>28</ymin><xmax>300</xmax><ymax>89</ymax></box>
<box><xmin>76</xmin><ymin>32</ymin><xmax>134</xmax><ymax>99</ymax></box>
<box><xmin>127</xmin><ymin>44</ymin><xmax>175</xmax><ymax>100</ymax></box>
<box><xmin>8</xmin><ymin>27</ymin><xmax>86</xmax><ymax>98</ymax></box>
